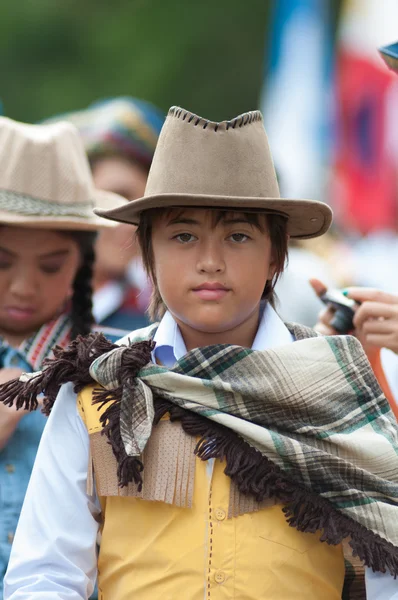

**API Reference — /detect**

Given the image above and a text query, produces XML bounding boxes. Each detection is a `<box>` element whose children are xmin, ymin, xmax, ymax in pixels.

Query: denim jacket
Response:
<box><xmin>0</xmin><ymin>316</ymin><xmax>126</xmax><ymax>598</ymax></box>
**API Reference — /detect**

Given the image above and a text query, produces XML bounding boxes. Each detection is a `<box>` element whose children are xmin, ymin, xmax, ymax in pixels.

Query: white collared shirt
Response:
<box><xmin>3</xmin><ymin>308</ymin><xmax>396</xmax><ymax>599</ymax></box>
<box><xmin>152</xmin><ymin>304</ymin><xmax>293</xmax><ymax>367</ymax></box>
<box><xmin>381</xmin><ymin>348</ymin><xmax>398</xmax><ymax>411</ymax></box>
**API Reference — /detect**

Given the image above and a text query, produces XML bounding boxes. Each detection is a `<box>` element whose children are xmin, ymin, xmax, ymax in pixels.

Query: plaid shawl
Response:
<box><xmin>1</xmin><ymin>322</ymin><xmax>398</xmax><ymax>580</ymax></box>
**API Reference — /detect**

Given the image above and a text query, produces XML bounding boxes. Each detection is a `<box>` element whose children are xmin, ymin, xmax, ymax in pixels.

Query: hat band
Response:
<box><xmin>0</xmin><ymin>189</ymin><xmax>95</xmax><ymax>219</ymax></box>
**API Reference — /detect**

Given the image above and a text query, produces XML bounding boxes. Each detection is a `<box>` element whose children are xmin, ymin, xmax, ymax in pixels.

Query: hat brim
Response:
<box><xmin>379</xmin><ymin>43</ymin><xmax>398</xmax><ymax>72</ymax></box>
<box><xmin>0</xmin><ymin>190</ymin><xmax>128</xmax><ymax>231</ymax></box>
<box><xmin>94</xmin><ymin>193</ymin><xmax>333</xmax><ymax>239</ymax></box>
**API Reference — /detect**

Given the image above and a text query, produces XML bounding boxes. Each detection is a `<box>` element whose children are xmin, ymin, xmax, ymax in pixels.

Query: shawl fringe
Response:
<box><xmin>0</xmin><ymin>334</ymin><xmax>119</xmax><ymax>414</ymax></box>
<box><xmin>154</xmin><ymin>397</ymin><xmax>398</xmax><ymax>577</ymax></box>
<box><xmin>0</xmin><ymin>332</ymin><xmax>397</xmax><ymax>576</ymax></box>
<box><xmin>92</xmin><ymin>387</ymin><xmax>144</xmax><ymax>490</ymax></box>
<box><xmin>91</xmin><ymin>341</ymin><xmax>155</xmax><ymax>491</ymax></box>
<box><xmin>91</xmin><ymin>337</ymin><xmax>157</xmax><ymax>490</ymax></box>
<box><xmin>0</xmin><ymin>333</ymin><xmax>153</xmax><ymax>415</ymax></box>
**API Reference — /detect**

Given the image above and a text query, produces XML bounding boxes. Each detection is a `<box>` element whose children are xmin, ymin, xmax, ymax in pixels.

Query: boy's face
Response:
<box><xmin>0</xmin><ymin>226</ymin><xmax>81</xmax><ymax>344</ymax></box>
<box><xmin>151</xmin><ymin>208</ymin><xmax>276</xmax><ymax>336</ymax></box>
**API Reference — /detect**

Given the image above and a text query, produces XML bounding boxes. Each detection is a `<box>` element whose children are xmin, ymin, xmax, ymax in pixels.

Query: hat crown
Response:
<box><xmin>94</xmin><ymin>105</ymin><xmax>333</xmax><ymax>239</ymax></box>
<box><xmin>145</xmin><ymin>107</ymin><xmax>281</xmax><ymax>200</ymax></box>
<box><xmin>0</xmin><ymin>117</ymin><xmax>95</xmax><ymax>206</ymax></box>
<box><xmin>0</xmin><ymin>116</ymin><xmax>128</xmax><ymax>230</ymax></box>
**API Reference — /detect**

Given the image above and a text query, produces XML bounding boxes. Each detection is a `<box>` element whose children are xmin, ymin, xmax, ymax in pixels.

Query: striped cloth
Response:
<box><xmin>19</xmin><ymin>314</ymin><xmax>71</xmax><ymax>370</ymax></box>
<box><xmin>47</xmin><ymin>97</ymin><xmax>164</xmax><ymax>171</ymax></box>
<box><xmin>87</xmin><ymin>322</ymin><xmax>398</xmax><ymax>576</ymax></box>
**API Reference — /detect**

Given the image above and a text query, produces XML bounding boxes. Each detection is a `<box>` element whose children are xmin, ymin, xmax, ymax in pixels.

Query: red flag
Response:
<box><xmin>332</xmin><ymin>1</ymin><xmax>398</xmax><ymax>234</ymax></box>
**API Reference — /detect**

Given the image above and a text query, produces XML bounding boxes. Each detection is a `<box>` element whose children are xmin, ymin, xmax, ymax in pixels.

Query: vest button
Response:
<box><xmin>7</xmin><ymin>532</ymin><xmax>14</xmax><ymax>544</ymax></box>
<box><xmin>5</xmin><ymin>464</ymin><xmax>15</xmax><ymax>473</ymax></box>
<box><xmin>214</xmin><ymin>570</ymin><xmax>225</xmax><ymax>584</ymax></box>
<box><xmin>215</xmin><ymin>508</ymin><xmax>226</xmax><ymax>521</ymax></box>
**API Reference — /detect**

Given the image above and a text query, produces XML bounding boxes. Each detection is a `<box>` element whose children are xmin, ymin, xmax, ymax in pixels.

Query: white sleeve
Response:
<box><xmin>4</xmin><ymin>382</ymin><xmax>100</xmax><ymax>600</ymax></box>
<box><xmin>365</xmin><ymin>567</ymin><xmax>398</xmax><ymax>599</ymax></box>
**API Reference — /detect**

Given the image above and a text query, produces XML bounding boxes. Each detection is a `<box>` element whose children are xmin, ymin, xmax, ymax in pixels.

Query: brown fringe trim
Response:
<box><xmin>91</xmin><ymin>340</ymin><xmax>155</xmax><ymax>490</ymax></box>
<box><xmin>153</xmin><ymin>398</ymin><xmax>398</xmax><ymax>577</ymax></box>
<box><xmin>0</xmin><ymin>333</ymin><xmax>119</xmax><ymax>414</ymax></box>
<box><xmin>93</xmin><ymin>386</ymin><xmax>144</xmax><ymax>491</ymax></box>
<box><xmin>0</xmin><ymin>333</ymin><xmax>153</xmax><ymax>490</ymax></box>
<box><xmin>0</xmin><ymin>333</ymin><xmax>154</xmax><ymax>414</ymax></box>
<box><xmin>1</xmin><ymin>332</ymin><xmax>397</xmax><ymax>575</ymax></box>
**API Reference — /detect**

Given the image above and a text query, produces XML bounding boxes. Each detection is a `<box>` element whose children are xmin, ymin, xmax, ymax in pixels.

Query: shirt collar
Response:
<box><xmin>252</xmin><ymin>303</ymin><xmax>293</xmax><ymax>351</ymax></box>
<box><xmin>152</xmin><ymin>304</ymin><xmax>293</xmax><ymax>367</ymax></box>
<box><xmin>0</xmin><ymin>314</ymin><xmax>73</xmax><ymax>371</ymax></box>
<box><xmin>152</xmin><ymin>311</ymin><xmax>187</xmax><ymax>367</ymax></box>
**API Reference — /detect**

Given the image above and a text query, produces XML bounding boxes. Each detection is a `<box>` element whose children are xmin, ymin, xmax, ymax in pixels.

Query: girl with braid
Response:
<box><xmin>0</xmin><ymin>116</ymin><xmax>127</xmax><ymax>597</ymax></box>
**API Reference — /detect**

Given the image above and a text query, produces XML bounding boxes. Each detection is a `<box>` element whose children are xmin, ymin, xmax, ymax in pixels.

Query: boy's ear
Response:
<box><xmin>267</xmin><ymin>252</ymin><xmax>278</xmax><ymax>281</ymax></box>
<box><xmin>267</xmin><ymin>232</ymin><xmax>289</xmax><ymax>280</ymax></box>
<box><xmin>268</xmin><ymin>264</ymin><xmax>278</xmax><ymax>281</ymax></box>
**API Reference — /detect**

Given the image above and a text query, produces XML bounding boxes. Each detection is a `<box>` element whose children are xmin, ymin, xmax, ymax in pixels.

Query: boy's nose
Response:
<box><xmin>196</xmin><ymin>240</ymin><xmax>225</xmax><ymax>274</ymax></box>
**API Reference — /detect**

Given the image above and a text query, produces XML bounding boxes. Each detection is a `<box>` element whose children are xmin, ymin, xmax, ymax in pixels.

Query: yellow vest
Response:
<box><xmin>78</xmin><ymin>387</ymin><xmax>344</xmax><ymax>600</ymax></box>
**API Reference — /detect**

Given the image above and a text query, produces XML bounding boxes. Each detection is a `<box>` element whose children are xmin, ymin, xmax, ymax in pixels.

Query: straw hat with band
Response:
<box><xmin>0</xmin><ymin>116</ymin><xmax>128</xmax><ymax>231</ymax></box>
<box><xmin>95</xmin><ymin>106</ymin><xmax>333</xmax><ymax>240</ymax></box>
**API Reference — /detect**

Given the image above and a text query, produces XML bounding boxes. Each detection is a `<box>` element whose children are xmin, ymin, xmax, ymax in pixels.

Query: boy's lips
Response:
<box><xmin>192</xmin><ymin>282</ymin><xmax>230</xmax><ymax>301</ymax></box>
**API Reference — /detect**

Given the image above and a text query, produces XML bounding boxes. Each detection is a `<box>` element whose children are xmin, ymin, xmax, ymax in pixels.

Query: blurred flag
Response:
<box><xmin>262</xmin><ymin>0</ymin><xmax>333</xmax><ymax>199</ymax></box>
<box><xmin>332</xmin><ymin>0</ymin><xmax>398</xmax><ymax>234</ymax></box>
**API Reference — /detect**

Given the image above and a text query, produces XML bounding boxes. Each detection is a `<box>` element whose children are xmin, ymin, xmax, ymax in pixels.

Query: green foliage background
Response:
<box><xmin>0</xmin><ymin>0</ymin><xmax>273</xmax><ymax>123</ymax></box>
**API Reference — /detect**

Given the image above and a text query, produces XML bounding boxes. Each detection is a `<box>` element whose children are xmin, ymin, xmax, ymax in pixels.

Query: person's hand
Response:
<box><xmin>309</xmin><ymin>279</ymin><xmax>340</xmax><ymax>336</ymax></box>
<box><xmin>345</xmin><ymin>287</ymin><xmax>398</xmax><ymax>355</ymax></box>
<box><xmin>310</xmin><ymin>279</ymin><xmax>398</xmax><ymax>355</ymax></box>
<box><xmin>0</xmin><ymin>367</ymin><xmax>24</xmax><ymax>385</ymax></box>
<box><xmin>0</xmin><ymin>367</ymin><xmax>44</xmax><ymax>449</ymax></box>
<box><xmin>0</xmin><ymin>368</ymin><xmax>28</xmax><ymax>448</ymax></box>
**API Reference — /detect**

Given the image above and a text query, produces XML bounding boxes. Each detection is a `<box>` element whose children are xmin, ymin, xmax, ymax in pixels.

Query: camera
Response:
<box><xmin>320</xmin><ymin>290</ymin><xmax>359</xmax><ymax>334</ymax></box>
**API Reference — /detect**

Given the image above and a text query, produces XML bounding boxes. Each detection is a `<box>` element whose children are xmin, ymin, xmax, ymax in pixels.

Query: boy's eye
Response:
<box><xmin>229</xmin><ymin>233</ymin><xmax>249</xmax><ymax>243</ymax></box>
<box><xmin>0</xmin><ymin>262</ymin><xmax>11</xmax><ymax>270</ymax></box>
<box><xmin>175</xmin><ymin>233</ymin><xmax>197</xmax><ymax>243</ymax></box>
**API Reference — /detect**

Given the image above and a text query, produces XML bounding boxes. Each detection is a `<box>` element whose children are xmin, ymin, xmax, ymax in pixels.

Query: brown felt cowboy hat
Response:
<box><xmin>0</xmin><ymin>116</ymin><xmax>128</xmax><ymax>231</ymax></box>
<box><xmin>94</xmin><ymin>106</ymin><xmax>333</xmax><ymax>239</ymax></box>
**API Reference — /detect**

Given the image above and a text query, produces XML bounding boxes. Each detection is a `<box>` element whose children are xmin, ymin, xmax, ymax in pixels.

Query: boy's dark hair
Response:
<box><xmin>136</xmin><ymin>208</ymin><xmax>288</xmax><ymax>322</ymax></box>
<box><xmin>68</xmin><ymin>232</ymin><xmax>97</xmax><ymax>339</ymax></box>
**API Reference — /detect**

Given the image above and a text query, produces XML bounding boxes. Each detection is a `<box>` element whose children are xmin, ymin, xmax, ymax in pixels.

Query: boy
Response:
<box><xmin>2</xmin><ymin>107</ymin><xmax>398</xmax><ymax>599</ymax></box>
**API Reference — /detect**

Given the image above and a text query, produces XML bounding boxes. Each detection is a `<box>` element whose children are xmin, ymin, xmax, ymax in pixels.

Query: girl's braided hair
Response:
<box><xmin>68</xmin><ymin>232</ymin><xmax>97</xmax><ymax>339</ymax></box>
